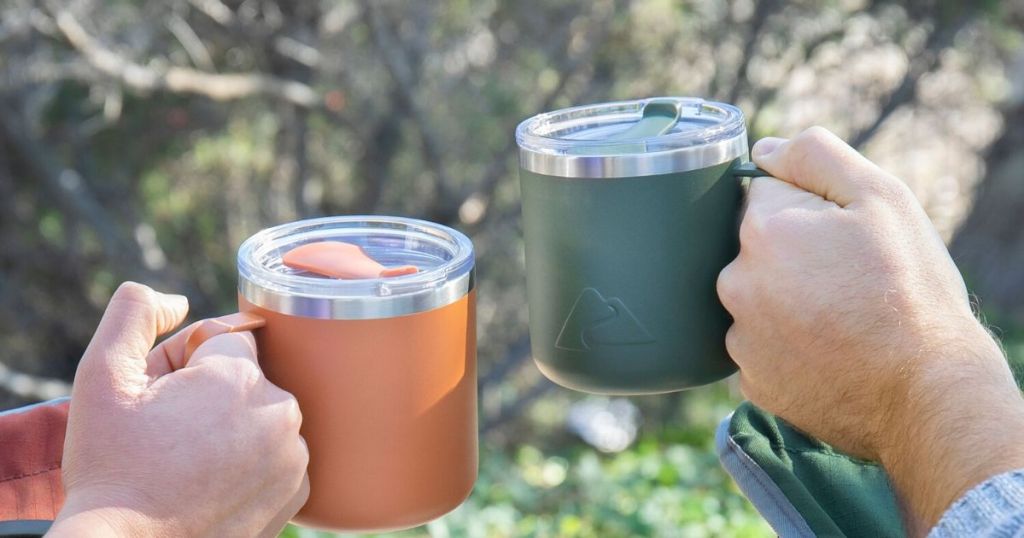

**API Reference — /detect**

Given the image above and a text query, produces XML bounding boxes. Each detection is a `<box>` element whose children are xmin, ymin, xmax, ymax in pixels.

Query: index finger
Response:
<box><xmin>144</xmin><ymin>313</ymin><xmax>264</xmax><ymax>377</ymax></box>
<box><xmin>752</xmin><ymin>127</ymin><xmax>896</xmax><ymax>207</ymax></box>
<box><xmin>182</xmin><ymin>313</ymin><xmax>265</xmax><ymax>362</ymax></box>
<box><xmin>186</xmin><ymin>331</ymin><xmax>259</xmax><ymax>369</ymax></box>
<box><xmin>144</xmin><ymin>320</ymin><xmax>203</xmax><ymax>378</ymax></box>
<box><xmin>747</xmin><ymin>175</ymin><xmax>839</xmax><ymax>217</ymax></box>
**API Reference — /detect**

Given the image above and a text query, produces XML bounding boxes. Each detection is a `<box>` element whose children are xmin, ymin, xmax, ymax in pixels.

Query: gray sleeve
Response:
<box><xmin>928</xmin><ymin>469</ymin><xmax>1024</xmax><ymax>538</ymax></box>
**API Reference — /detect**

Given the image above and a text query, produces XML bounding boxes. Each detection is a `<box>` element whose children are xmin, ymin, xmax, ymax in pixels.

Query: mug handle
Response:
<box><xmin>183</xmin><ymin>312</ymin><xmax>266</xmax><ymax>365</ymax></box>
<box><xmin>731</xmin><ymin>161</ymin><xmax>771</xmax><ymax>178</ymax></box>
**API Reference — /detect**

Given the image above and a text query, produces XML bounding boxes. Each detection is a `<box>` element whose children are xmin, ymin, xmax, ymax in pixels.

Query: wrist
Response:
<box><xmin>877</xmin><ymin>322</ymin><xmax>1024</xmax><ymax>535</ymax></box>
<box><xmin>880</xmin><ymin>323</ymin><xmax>1019</xmax><ymax>463</ymax></box>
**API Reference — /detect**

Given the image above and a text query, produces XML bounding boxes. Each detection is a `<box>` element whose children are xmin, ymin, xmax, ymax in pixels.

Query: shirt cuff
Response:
<box><xmin>929</xmin><ymin>469</ymin><xmax>1024</xmax><ymax>537</ymax></box>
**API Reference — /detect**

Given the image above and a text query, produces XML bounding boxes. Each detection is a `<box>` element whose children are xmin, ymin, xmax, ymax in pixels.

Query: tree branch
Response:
<box><xmin>481</xmin><ymin>377</ymin><xmax>557</xmax><ymax>436</ymax></box>
<box><xmin>187</xmin><ymin>0</ymin><xmax>234</xmax><ymax>26</ymax></box>
<box><xmin>360</xmin><ymin>1</ymin><xmax>454</xmax><ymax>220</ymax></box>
<box><xmin>0</xmin><ymin>100</ymin><xmax>205</xmax><ymax>307</ymax></box>
<box><xmin>726</xmin><ymin>0</ymin><xmax>780</xmax><ymax>105</ymax></box>
<box><xmin>0</xmin><ymin>60</ymin><xmax>97</xmax><ymax>91</ymax></box>
<box><xmin>456</xmin><ymin>0</ymin><xmax>632</xmax><ymax>229</ymax></box>
<box><xmin>0</xmin><ymin>102</ymin><xmax>134</xmax><ymax>274</ymax></box>
<box><xmin>348</xmin><ymin>89</ymin><xmax>404</xmax><ymax>214</ymax></box>
<box><xmin>478</xmin><ymin>335</ymin><xmax>532</xmax><ymax>393</ymax></box>
<box><xmin>849</xmin><ymin>11</ymin><xmax>975</xmax><ymax>148</ymax></box>
<box><xmin>0</xmin><ymin>360</ymin><xmax>71</xmax><ymax>402</ymax></box>
<box><xmin>166</xmin><ymin>12</ymin><xmax>215</xmax><ymax>70</ymax></box>
<box><xmin>53</xmin><ymin>9</ymin><xmax>318</xmax><ymax>107</ymax></box>
<box><xmin>746</xmin><ymin>26</ymin><xmax>847</xmax><ymax>132</ymax></box>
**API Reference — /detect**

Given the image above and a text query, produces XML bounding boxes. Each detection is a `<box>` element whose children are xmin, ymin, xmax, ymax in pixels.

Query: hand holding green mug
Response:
<box><xmin>718</xmin><ymin>127</ymin><xmax>1024</xmax><ymax>534</ymax></box>
<box><xmin>516</xmin><ymin>97</ymin><xmax>761</xmax><ymax>394</ymax></box>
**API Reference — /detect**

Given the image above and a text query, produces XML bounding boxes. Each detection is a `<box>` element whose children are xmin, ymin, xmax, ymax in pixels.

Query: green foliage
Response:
<box><xmin>4</xmin><ymin>0</ymin><xmax>1023</xmax><ymax>533</ymax></box>
<box><xmin>1006</xmin><ymin>339</ymin><xmax>1024</xmax><ymax>387</ymax></box>
<box><xmin>279</xmin><ymin>437</ymin><xmax>771</xmax><ymax>538</ymax></box>
<box><xmin>277</xmin><ymin>384</ymin><xmax>771</xmax><ymax>538</ymax></box>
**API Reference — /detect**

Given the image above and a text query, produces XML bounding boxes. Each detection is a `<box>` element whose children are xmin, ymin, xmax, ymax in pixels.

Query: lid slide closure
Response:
<box><xmin>282</xmin><ymin>241</ymin><xmax>419</xmax><ymax>279</ymax></box>
<box><xmin>570</xmin><ymin>99</ymin><xmax>682</xmax><ymax>155</ymax></box>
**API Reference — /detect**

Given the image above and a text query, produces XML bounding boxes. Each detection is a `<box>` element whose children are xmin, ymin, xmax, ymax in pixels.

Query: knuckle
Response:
<box><xmin>724</xmin><ymin>326</ymin><xmax>741</xmax><ymax>359</ymax></box>
<box><xmin>283</xmin><ymin>395</ymin><xmax>304</xmax><ymax>431</ymax></box>
<box><xmin>227</xmin><ymin>357</ymin><xmax>263</xmax><ymax>387</ymax></box>
<box><xmin>716</xmin><ymin>264</ymin><xmax>741</xmax><ymax>312</ymax></box>
<box><xmin>296</xmin><ymin>438</ymin><xmax>311</xmax><ymax>469</ymax></box>
<box><xmin>109</xmin><ymin>283</ymin><xmax>158</xmax><ymax>329</ymax></box>
<box><xmin>113</xmin><ymin>281</ymin><xmax>155</xmax><ymax>307</ymax></box>
<box><xmin>208</xmin><ymin>332</ymin><xmax>258</xmax><ymax>359</ymax></box>
<box><xmin>104</xmin><ymin>283</ymin><xmax>160</xmax><ymax>345</ymax></box>
<box><xmin>199</xmin><ymin>360</ymin><xmax>243</xmax><ymax>387</ymax></box>
<box><xmin>795</xmin><ymin>125</ymin><xmax>835</xmax><ymax>148</ymax></box>
<box><xmin>236</xmin><ymin>330</ymin><xmax>258</xmax><ymax>353</ymax></box>
<box><xmin>868</xmin><ymin>175</ymin><xmax>914</xmax><ymax>206</ymax></box>
<box><xmin>279</xmin><ymin>437</ymin><xmax>309</xmax><ymax>485</ymax></box>
<box><xmin>785</xmin><ymin>126</ymin><xmax>836</xmax><ymax>171</ymax></box>
<box><xmin>242</xmin><ymin>360</ymin><xmax>264</xmax><ymax>384</ymax></box>
<box><xmin>293</xmin><ymin>473</ymin><xmax>311</xmax><ymax>504</ymax></box>
<box><xmin>739</xmin><ymin>208</ymin><xmax>770</xmax><ymax>244</ymax></box>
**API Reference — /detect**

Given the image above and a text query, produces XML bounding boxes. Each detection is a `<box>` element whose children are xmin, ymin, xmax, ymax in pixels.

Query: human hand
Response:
<box><xmin>47</xmin><ymin>282</ymin><xmax>309</xmax><ymax>538</ymax></box>
<box><xmin>717</xmin><ymin>127</ymin><xmax>1024</xmax><ymax>534</ymax></box>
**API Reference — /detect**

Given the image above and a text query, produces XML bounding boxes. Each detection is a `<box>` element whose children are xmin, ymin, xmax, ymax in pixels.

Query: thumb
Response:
<box><xmin>76</xmin><ymin>282</ymin><xmax>189</xmax><ymax>394</ymax></box>
<box><xmin>751</xmin><ymin>126</ymin><xmax>894</xmax><ymax>207</ymax></box>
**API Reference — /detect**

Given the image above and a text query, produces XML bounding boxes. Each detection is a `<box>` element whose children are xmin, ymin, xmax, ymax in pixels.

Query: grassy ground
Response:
<box><xmin>280</xmin><ymin>334</ymin><xmax>1024</xmax><ymax>538</ymax></box>
<box><xmin>279</xmin><ymin>441</ymin><xmax>773</xmax><ymax>538</ymax></box>
<box><xmin>279</xmin><ymin>382</ymin><xmax>772</xmax><ymax>538</ymax></box>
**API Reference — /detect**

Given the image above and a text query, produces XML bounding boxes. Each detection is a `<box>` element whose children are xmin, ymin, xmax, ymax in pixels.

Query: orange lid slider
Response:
<box><xmin>282</xmin><ymin>241</ymin><xmax>419</xmax><ymax>279</ymax></box>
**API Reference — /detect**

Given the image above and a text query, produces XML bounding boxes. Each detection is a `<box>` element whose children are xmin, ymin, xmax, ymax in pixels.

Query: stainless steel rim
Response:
<box><xmin>239</xmin><ymin>269</ymin><xmax>475</xmax><ymax>320</ymax></box>
<box><xmin>518</xmin><ymin>134</ymin><xmax>748</xmax><ymax>178</ymax></box>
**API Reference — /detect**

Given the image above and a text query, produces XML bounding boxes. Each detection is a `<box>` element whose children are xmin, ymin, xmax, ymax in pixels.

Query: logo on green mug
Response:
<box><xmin>556</xmin><ymin>288</ymin><xmax>655</xmax><ymax>351</ymax></box>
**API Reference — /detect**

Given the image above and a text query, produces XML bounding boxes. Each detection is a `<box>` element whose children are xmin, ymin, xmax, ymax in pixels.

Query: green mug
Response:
<box><xmin>516</xmin><ymin>97</ymin><xmax>764</xmax><ymax>395</ymax></box>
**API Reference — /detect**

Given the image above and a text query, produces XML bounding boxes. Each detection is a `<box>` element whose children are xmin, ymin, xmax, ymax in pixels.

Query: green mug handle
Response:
<box><xmin>731</xmin><ymin>161</ymin><xmax>771</xmax><ymax>178</ymax></box>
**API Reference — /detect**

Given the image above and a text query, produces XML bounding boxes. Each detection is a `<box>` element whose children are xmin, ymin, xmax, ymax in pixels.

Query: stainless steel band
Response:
<box><xmin>239</xmin><ymin>269</ymin><xmax>475</xmax><ymax>320</ymax></box>
<box><xmin>518</xmin><ymin>133</ymin><xmax>749</xmax><ymax>178</ymax></box>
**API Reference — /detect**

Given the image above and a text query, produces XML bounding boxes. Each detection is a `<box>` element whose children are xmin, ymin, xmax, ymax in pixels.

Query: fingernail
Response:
<box><xmin>752</xmin><ymin>137</ymin><xmax>785</xmax><ymax>159</ymax></box>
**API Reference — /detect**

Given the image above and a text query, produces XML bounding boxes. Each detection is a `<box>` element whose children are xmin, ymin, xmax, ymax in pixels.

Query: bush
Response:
<box><xmin>280</xmin><ymin>398</ymin><xmax>772</xmax><ymax>537</ymax></box>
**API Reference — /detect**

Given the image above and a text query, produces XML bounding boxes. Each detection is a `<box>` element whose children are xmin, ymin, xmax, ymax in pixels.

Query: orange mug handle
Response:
<box><xmin>183</xmin><ymin>312</ymin><xmax>266</xmax><ymax>364</ymax></box>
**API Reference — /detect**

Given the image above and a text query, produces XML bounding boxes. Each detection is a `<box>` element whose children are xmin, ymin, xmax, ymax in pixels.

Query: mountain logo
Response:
<box><xmin>555</xmin><ymin>288</ymin><xmax>655</xmax><ymax>351</ymax></box>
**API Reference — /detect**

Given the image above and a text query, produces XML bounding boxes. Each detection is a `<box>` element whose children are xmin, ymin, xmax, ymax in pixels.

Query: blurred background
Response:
<box><xmin>2</xmin><ymin>0</ymin><xmax>1023</xmax><ymax>536</ymax></box>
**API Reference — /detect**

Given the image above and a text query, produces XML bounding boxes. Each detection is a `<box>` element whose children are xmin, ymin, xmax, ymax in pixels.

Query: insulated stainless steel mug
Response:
<box><xmin>516</xmin><ymin>97</ymin><xmax>762</xmax><ymax>395</ymax></box>
<box><xmin>184</xmin><ymin>216</ymin><xmax>477</xmax><ymax>532</ymax></box>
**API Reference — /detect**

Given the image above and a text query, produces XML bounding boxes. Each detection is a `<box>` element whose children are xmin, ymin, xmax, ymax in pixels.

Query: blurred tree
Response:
<box><xmin>948</xmin><ymin>0</ymin><xmax>1024</xmax><ymax>329</ymax></box>
<box><xmin>3</xmin><ymin>0</ymin><xmax>1023</xmax><ymax>535</ymax></box>
<box><xmin>0</xmin><ymin>0</ymin><xmax>1019</xmax><ymax>461</ymax></box>
<box><xmin>952</xmin><ymin>84</ymin><xmax>1024</xmax><ymax>328</ymax></box>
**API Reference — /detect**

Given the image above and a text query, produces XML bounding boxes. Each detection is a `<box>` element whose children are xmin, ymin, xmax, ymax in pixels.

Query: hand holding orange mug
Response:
<box><xmin>54</xmin><ymin>216</ymin><xmax>477</xmax><ymax>535</ymax></box>
<box><xmin>49</xmin><ymin>283</ymin><xmax>309</xmax><ymax>538</ymax></box>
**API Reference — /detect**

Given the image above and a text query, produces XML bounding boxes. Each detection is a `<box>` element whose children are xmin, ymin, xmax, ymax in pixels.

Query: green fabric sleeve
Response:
<box><xmin>720</xmin><ymin>402</ymin><xmax>905</xmax><ymax>537</ymax></box>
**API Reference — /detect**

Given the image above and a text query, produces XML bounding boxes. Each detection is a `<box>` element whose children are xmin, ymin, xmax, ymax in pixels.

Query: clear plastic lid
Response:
<box><xmin>516</xmin><ymin>97</ymin><xmax>749</xmax><ymax>178</ymax></box>
<box><xmin>238</xmin><ymin>216</ymin><xmax>475</xmax><ymax>319</ymax></box>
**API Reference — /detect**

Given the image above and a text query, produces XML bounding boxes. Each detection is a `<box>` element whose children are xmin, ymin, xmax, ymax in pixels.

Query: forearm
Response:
<box><xmin>879</xmin><ymin>326</ymin><xmax>1024</xmax><ymax>536</ymax></box>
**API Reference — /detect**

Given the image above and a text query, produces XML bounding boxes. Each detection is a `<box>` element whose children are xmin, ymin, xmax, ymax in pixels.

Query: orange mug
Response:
<box><xmin>185</xmin><ymin>216</ymin><xmax>477</xmax><ymax>532</ymax></box>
